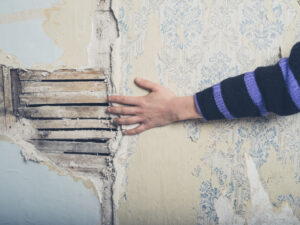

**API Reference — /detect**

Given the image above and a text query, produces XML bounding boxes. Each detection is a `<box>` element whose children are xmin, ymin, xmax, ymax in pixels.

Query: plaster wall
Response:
<box><xmin>1</xmin><ymin>0</ymin><xmax>300</xmax><ymax>225</ymax></box>
<box><xmin>0</xmin><ymin>140</ymin><xmax>101</xmax><ymax>225</ymax></box>
<box><xmin>0</xmin><ymin>0</ymin><xmax>115</xmax><ymax>224</ymax></box>
<box><xmin>112</xmin><ymin>0</ymin><xmax>300</xmax><ymax>224</ymax></box>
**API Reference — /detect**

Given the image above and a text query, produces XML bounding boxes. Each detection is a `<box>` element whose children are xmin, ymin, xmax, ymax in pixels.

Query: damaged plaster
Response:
<box><xmin>1</xmin><ymin>0</ymin><xmax>300</xmax><ymax>225</ymax></box>
<box><xmin>0</xmin><ymin>0</ymin><xmax>120</xmax><ymax>224</ymax></box>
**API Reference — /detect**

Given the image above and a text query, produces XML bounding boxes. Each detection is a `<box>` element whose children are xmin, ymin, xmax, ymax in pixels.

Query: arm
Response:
<box><xmin>194</xmin><ymin>42</ymin><xmax>300</xmax><ymax>121</ymax></box>
<box><xmin>108</xmin><ymin>42</ymin><xmax>300</xmax><ymax>135</ymax></box>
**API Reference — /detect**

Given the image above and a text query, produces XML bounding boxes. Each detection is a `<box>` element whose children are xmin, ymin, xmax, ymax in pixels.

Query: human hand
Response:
<box><xmin>107</xmin><ymin>78</ymin><xmax>202</xmax><ymax>135</ymax></box>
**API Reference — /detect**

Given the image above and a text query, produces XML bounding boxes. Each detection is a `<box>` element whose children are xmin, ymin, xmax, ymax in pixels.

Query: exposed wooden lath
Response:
<box><xmin>0</xmin><ymin>65</ymin><xmax>116</xmax><ymax>155</ymax></box>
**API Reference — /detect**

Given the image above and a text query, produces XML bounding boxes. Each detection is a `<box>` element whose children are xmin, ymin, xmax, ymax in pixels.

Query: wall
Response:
<box><xmin>112</xmin><ymin>0</ymin><xmax>300</xmax><ymax>224</ymax></box>
<box><xmin>0</xmin><ymin>140</ymin><xmax>101</xmax><ymax>225</ymax></box>
<box><xmin>1</xmin><ymin>0</ymin><xmax>300</xmax><ymax>224</ymax></box>
<box><xmin>0</xmin><ymin>0</ymin><xmax>111</xmax><ymax>224</ymax></box>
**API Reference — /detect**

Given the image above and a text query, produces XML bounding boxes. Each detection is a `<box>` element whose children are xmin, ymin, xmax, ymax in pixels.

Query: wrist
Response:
<box><xmin>172</xmin><ymin>96</ymin><xmax>203</xmax><ymax>121</ymax></box>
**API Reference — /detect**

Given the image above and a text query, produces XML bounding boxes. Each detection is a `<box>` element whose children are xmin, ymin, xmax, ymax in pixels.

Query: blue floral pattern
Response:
<box><xmin>116</xmin><ymin>0</ymin><xmax>300</xmax><ymax>223</ymax></box>
<box><xmin>236</xmin><ymin>118</ymin><xmax>278</xmax><ymax>167</ymax></box>
<box><xmin>197</xmin><ymin>181</ymin><xmax>221</xmax><ymax>225</ymax></box>
<box><xmin>240</xmin><ymin>0</ymin><xmax>284</xmax><ymax>49</ymax></box>
<box><xmin>160</xmin><ymin>0</ymin><xmax>202</xmax><ymax>49</ymax></box>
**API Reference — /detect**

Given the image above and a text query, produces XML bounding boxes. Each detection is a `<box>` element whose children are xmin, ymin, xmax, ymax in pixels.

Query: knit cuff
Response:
<box><xmin>193</xmin><ymin>93</ymin><xmax>207</xmax><ymax>122</ymax></box>
<box><xmin>194</xmin><ymin>86</ymin><xmax>225</xmax><ymax>121</ymax></box>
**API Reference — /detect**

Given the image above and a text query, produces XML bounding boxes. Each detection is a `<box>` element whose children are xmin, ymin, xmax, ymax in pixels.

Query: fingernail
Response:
<box><xmin>107</xmin><ymin>107</ymin><xmax>111</xmax><ymax>112</ymax></box>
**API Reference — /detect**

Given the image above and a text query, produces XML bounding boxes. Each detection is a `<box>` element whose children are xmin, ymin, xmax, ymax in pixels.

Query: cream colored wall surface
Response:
<box><xmin>113</xmin><ymin>0</ymin><xmax>300</xmax><ymax>224</ymax></box>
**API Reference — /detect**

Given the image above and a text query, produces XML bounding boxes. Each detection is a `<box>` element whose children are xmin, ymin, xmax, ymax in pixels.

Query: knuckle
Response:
<box><xmin>112</xmin><ymin>96</ymin><xmax>119</xmax><ymax>101</ymax></box>
<box><xmin>124</xmin><ymin>118</ymin><xmax>131</xmax><ymax>125</ymax></box>
<box><xmin>113</xmin><ymin>107</ymin><xmax>120</xmax><ymax>113</ymax></box>
<box><xmin>142</xmin><ymin>116</ymin><xmax>149</xmax><ymax>123</ymax></box>
<box><xmin>135</xmin><ymin>108</ymin><xmax>143</xmax><ymax>114</ymax></box>
<box><xmin>120</xmin><ymin>96</ymin><xmax>126</xmax><ymax>102</ymax></box>
<box><xmin>139</xmin><ymin>99</ymin><xmax>146</xmax><ymax>107</ymax></box>
<box><xmin>109</xmin><ymin>107</ymin><xmax>116</xmax><ymax>113</ymax></box>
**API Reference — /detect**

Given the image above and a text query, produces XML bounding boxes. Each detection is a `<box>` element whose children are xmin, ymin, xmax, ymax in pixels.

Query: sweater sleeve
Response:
<box><xmin>194</xmin><ymin>42</ymin><xmax>300</xmax><ymax>121</ymax></box>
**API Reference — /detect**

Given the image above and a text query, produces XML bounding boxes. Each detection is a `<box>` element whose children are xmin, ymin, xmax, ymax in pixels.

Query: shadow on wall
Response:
<box><xmin>0</xmin><ymin>141</ymin><xmax>101</xmax><ymax>225</ymax></box>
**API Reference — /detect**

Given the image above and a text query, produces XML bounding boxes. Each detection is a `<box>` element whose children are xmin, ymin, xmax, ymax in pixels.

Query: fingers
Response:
<box><xmin>113</xmin><ymin>116</ymin><xmax>143</xmax><ymax>125</ymax></box>
<box><xmin>108</xmin><ymin>95</ymin><xmax>141</xmax><ymax>105</ymax></box>
<box><xmin>108</xmin><ymin>106</ymin><xmax>141</xmax><ymax>115</ymax></box>
<box><xmin>134</xmin><ymin>77</ymin><xmax>160</xmax><ymax>92</ymax></box>
<box><xmin>124</xmin><ymin>124</ymin><xmax>147</xmax><ymax>135</ymax></box>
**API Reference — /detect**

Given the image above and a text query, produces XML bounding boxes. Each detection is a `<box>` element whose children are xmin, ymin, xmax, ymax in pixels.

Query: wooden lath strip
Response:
<box><xmin>30</xmin><ymin>119</ymin><xmax>115</xmax><ymax>129</ymax></box>
<box><xmin>18</xmin><ymin>106</ymin><xmax>109</xmax><ymax>118</ymax></box>
<box><xmin>35</xmin><ymin>130</ymin><xmax>116</xmax><ymax>139</ymax></box>
<box><xmin>0</xmin><ymin>66</ymin><xmax>116</xmax><ymax>156</ymax></box>
<box><xmin>45</xmin><ymin>152</ymin><xmax>108</xmax><ymax>172</ymax></box>
<box><xmin>19</xmin><ymin>69</ymin><xmax>106</xmax><ymax>81</ymax></box>
<box><xmin>29</xmin><ymin>140</ymin><xmax>110</xmax><ymax>155</ymax></box>
<box><xmin>21</xmin><ymin>81</ymin><xmax>107</xmax><ymax>93</ymax></box>
<box><xmin>20</xmin><ymin>91</ymin><xmax>107</xmax><ymax>105</ymax></box>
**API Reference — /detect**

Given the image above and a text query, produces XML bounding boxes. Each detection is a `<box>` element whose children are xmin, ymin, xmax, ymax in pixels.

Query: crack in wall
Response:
<box><xmin>88</xmin><ymin>0</ymin><xmax>121</xmax><ymax>224</ymax></box>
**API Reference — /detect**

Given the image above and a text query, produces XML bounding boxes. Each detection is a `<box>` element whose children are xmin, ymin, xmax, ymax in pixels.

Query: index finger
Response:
<box><xmin>108</xmin><ymin>95</ymin><xmax>141</xmax><ymax>105</ymax></box>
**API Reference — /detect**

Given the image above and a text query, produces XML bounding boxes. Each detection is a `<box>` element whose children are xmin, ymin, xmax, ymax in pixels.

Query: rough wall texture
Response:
<box><xmin>1</xmin><ymin>0</ymin><xmax>300</xmax><ymax>224</ymax></box>
<box><xmin>0</xmin><ymin>1</ymin><xmax>119</xmax><ymax>224</ymax></box>
<box><xmin>112</xmin><ymin>0</ymin><xmax>300</xmax><ymax>224</ymax></box>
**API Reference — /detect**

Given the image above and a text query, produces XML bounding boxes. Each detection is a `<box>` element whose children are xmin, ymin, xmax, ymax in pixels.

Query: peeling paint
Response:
<box><xmin>245</xmin><ymin>153</ymin><xmax>300</xmax><ymax>225</ymax></box>
<box><xmin>0</xmin><ymin>0</ymin><xmax>120</xmax><ymax>224</ymax></box>
<box><xmin>113</xmin><ymin>0</ymin><xmax>300</xmax><ymax>224</ymax></box>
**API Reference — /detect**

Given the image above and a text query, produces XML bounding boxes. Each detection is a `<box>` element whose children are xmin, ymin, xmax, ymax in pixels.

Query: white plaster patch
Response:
<box><xmin>245</xmin><ymin>153</ymin><xmax>300</xmax><ymax>225</ymax></box>
<box><xmin>215</xmin><ymin>196</ymin><xmax>245</xmax><ymax>225</ymax></box>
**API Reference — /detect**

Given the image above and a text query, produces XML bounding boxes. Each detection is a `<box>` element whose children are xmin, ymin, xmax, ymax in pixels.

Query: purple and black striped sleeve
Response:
<box><xmin>194</xmin><ymin>42</ymin><xmax>300</xmax><ymax>121</ymax></box>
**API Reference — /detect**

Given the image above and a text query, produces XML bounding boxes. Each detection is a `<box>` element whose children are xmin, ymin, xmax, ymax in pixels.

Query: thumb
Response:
<box><xmin>134</xmin><ymin>77</ymin><xmax>160</xmax><ymax>91</ymax></box>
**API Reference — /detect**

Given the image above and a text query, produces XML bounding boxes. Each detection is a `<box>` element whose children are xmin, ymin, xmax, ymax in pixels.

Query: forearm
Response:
<box><xmin>193</xmin><ymin>42</ymin><xmax>300</xmax><ymax>121</ymax></box>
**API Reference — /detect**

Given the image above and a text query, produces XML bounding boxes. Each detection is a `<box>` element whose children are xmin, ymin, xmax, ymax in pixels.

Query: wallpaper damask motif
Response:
<box><xmin>114</xmin><ymin>0</ymin><xmax>300</xmax><ymax>224</ymax></box>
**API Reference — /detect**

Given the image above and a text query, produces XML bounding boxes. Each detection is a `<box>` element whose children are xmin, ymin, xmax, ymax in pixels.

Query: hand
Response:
<box><xmin>107</xmin><ymin>78</ymin><xmax>202</xmax><ymax>135</ymax></box>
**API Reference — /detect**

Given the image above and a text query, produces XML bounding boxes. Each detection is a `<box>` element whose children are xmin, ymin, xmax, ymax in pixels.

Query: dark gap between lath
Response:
<box><xmin>37</xmin><ymin>128</ymin><xmax>117</xmax><ymax>131</ymax></box>
<box><xmin>26</xmin><ymin>103</ymin><xmax>109</xmax><ymax>107</ymax></box>
<box><xmin>25</xmin><ymin>117</ymin><xmax>112</xmax><ymax>120</ymax></box>
<box><xmin>30</xmin><ymin>138</ymin><xmax>109</xmax><ymax>143</ymax></box>
<box><xmin>21</xmin><ymin>79</ymin><xmax>106</xmax><ymax>82</ymax></box>
<box><xmin>63</xmin><ymin>152</ymin><xmax>110</xmax><ymax>156</ymax></box>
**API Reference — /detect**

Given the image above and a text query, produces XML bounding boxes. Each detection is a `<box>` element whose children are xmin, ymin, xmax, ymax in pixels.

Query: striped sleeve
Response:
<box><xmin>194</xmin><ymin>42</ymin><xmax>300</xmax><ymax>121</ymax></box>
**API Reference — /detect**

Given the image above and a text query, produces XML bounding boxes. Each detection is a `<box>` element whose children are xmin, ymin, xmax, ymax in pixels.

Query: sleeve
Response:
<box><xmin>194</xmin><ymin>42</ymin><xmax>300</xmax><ymax>121</ymax></box>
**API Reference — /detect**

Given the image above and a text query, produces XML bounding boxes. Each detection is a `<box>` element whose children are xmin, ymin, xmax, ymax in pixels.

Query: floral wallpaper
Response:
<box><xmin>114</xmin><ymin>0</ymin><xmax>300</xmax><ymax>224</ymax></box>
